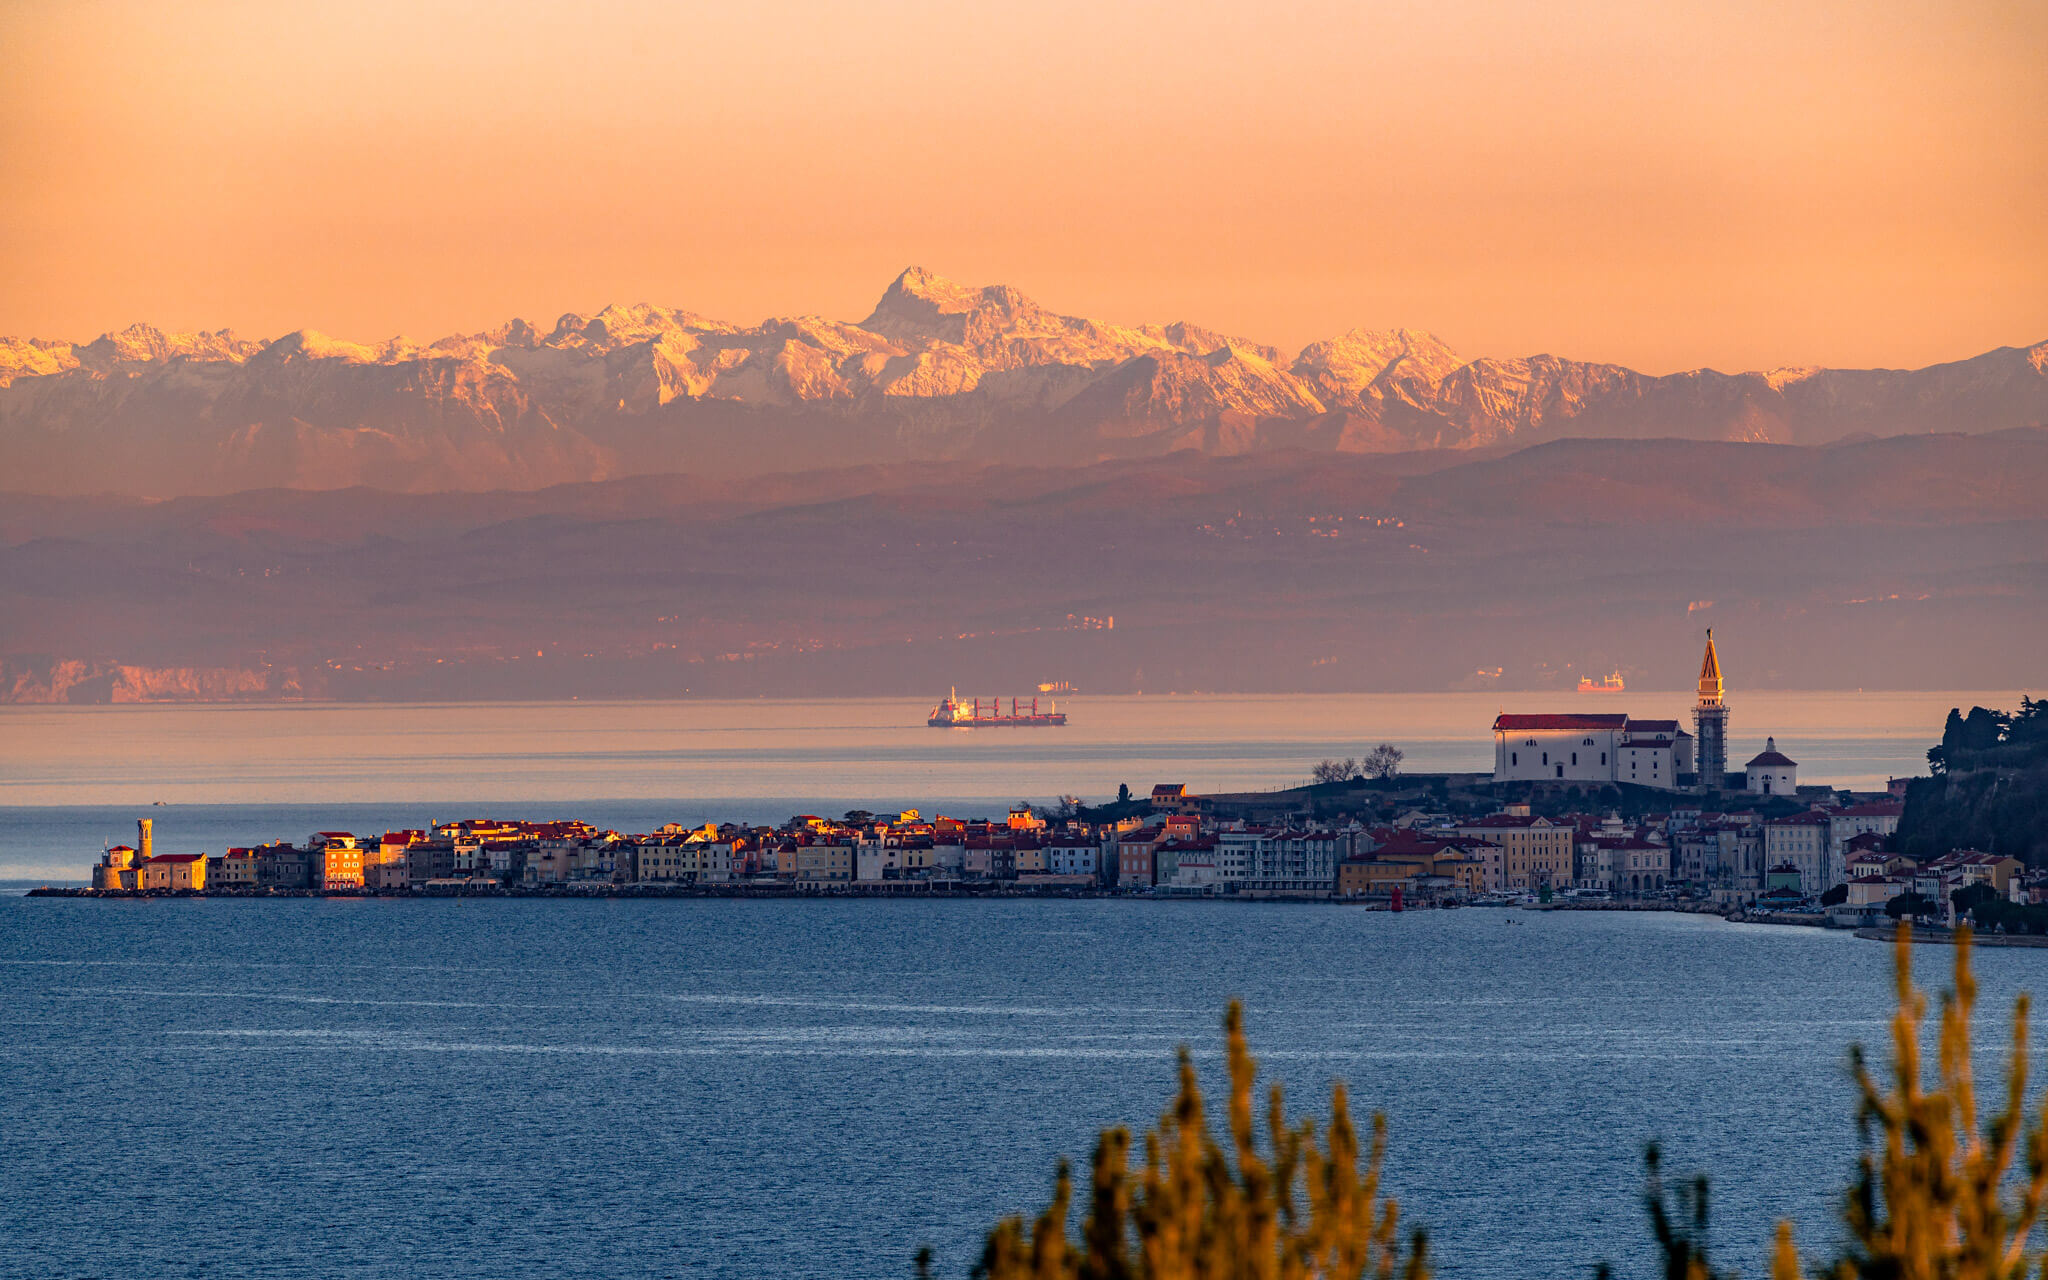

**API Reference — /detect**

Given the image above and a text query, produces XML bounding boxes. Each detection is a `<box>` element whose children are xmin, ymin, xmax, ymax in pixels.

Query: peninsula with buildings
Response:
<box><xmin>51</xmin><ymin>635</ymin><xmax>2044</xmax><ymax>933</ymax></box>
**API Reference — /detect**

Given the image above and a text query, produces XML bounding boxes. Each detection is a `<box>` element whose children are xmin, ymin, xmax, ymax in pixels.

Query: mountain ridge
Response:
<box><xmin>3</xmin><ymin>267</ymin><xmax>2043</xmax><ymax>495</ymax></box>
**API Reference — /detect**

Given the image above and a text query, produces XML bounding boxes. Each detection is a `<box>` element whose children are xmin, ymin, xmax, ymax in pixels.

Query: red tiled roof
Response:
<box><xmin>1494</xmin><ymin>714</ymin><xmax>1628</xmax><ymax>732</ymax></box>
<box><xmin>1747</xmin><ymin>750</ymin><xmax>1797</xmax><ymax>767</ymax></box>
<box><xmin>1624</xmin><ymin>720</ymin><xmax>1682</xmax><ymax>734</ymax></box>
<box><xmin>149</xmin><ymin>853</ymin><xmax>204</xmax><ymax>863</ymax></box>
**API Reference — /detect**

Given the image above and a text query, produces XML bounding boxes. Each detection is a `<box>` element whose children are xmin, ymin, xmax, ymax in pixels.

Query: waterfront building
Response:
<box><xmin>1845</xmin><ymin>875</ymin><xmax>1908</xmax><ymax>909</ymax></box>
<box><xmin>1044</xmin><ymin>840</ymin><xmax>1101</xmax><ymax>881</ymax></box>
<box><xmin>1456</xmin><ymin>812</ymin><xmax>1574</xmax><ymax>891</ymax></box>
<box><xmin>1115</xmin><ymin>828</ymin><xmax>1162</xmax><ymax>888</ymax></box>
<box><xmin>795</xmin><ymin>843</ymin><xmax>853</xmax><ymax>883</ymax></box>
<box><xmin>257</xmin><ymin>845</ymin><xmax>312</xmax><ymax>890</ymax></box>
<box><xmin>1610</xmin><ymin>839</ymin><xmax>1669</xmax><ymax>896</ymax></box>
<box><xmin>634</xmin><ymin>836</ymin><xmax>690</xmax><ymax>883</ymax></box>
<box><xmin>141</xmin><ymin>852</ymin><xmax>206</xmax><ymax>891</ymax></box>
<box><xmin>312</xmin><ymin>846</ymin><xmax>363</xmax><ymax>890</ymax></box>
<box><xmin>1927</xmin><ymin>851</ymin><xmax>2023</xmax><ymax>897</ymax></box>
<box><xmin>1337</xmin><ymin>835</ymin><xmax>1487</xmax><ymax>898</ymax></box>
<box><xmin>91</xmin><ymin>844</ymin><xmax>140</xmax><ymax>890</ymax></box>
<box><xmin>1826</xmin><ymin>801</ymin><xmax>1903</xmax><ymax>875</ymax></box>
<box><xmin>1745</xmin><ymin>739</ymin><xmax>1798</xmax><ymax>796</ymax></box>
<box><xmin>1764</xmin><ymin>863</ymin><xmax>1806</xmax><ymax>894</ymax></box>
<box><xmin>217</xmin><ymin>848</ymin><xmax>260</xmax><ymax>888</ymax></box>
<box><xmin>1214</xmin><ymin>829</ymin><xmax>1265</xmax><ymax>885</ymax></box>
<box><xmin>1244</xmin><ymin>830</ymin><xmax>1342</xmax><ymax>897</ymax></box>
<box><xmin>1763</xmin><ymin>811</ymin><xmax>1833</xmax><ymax>893</ymax></box>
<box><xmin>1167</xmin><ymin>840</ymin><xmax>1223</xmax><ymax>889</ymax></box>
<box><xmin>1694</xmin><ymin>630</ymin><xmax>1729</xmax><ymax>791</ymax></box>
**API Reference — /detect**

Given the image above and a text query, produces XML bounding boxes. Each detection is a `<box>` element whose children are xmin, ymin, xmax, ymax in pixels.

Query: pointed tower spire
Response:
<box><xmin>1697</xmin><ymin>628</ymin><xmax>1724</xmax><ymax>707</ymax></box>
<box><xmin>1692</xmin><ymin>628</ymin><xmax>1729</xmax><ymax>793</ymax></box>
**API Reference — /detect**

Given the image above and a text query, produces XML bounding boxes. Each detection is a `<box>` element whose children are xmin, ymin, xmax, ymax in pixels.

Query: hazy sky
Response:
<box><xmin>2</xmin><ymin>0</ymin><xmax>2043</xmax><ymax>372</ymax></box>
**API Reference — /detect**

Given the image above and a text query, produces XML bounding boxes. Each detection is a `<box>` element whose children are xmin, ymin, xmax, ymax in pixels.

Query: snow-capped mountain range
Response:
<box><xmin>3</xmin><ymin>267</ymin><xmax>2043</xmax><ymax>494</ymax></box>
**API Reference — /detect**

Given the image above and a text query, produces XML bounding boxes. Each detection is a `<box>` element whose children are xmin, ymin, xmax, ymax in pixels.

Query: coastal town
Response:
<box><xmin>59</xmin><ymin>636</ymin><xmax>2036</xmax><ymax>932</ymax></box>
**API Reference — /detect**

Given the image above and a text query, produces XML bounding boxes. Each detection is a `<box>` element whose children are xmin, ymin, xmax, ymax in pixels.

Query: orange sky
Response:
<box><xmin>2</xmin><ymin>0</ymin><xmax>2043</xmax><ymax>373</ymax></box>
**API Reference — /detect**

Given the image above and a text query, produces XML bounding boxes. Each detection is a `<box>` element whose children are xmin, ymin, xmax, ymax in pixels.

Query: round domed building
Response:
<box><xmin>1745</xmin><ymin>737</ymin><xmax>1798</xmax><ymax>796</ymax></box>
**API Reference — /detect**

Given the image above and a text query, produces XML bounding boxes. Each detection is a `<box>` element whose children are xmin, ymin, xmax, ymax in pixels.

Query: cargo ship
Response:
<box><xmin>928</xmin><ymin>688</ymin><xmax>1068</xmax><ymax>727</ymax></box>
<box><xmin>1577</xmin><ymin>670</ymin><xmax>1626</xmax><ymax>694</ymax></box>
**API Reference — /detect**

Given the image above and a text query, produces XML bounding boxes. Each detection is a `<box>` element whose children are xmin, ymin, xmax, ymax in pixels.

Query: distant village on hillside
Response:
<box><xmin>60</xmin><ymin>634</ymin><xmax>2026</xmax><ymax>933</ymax></box>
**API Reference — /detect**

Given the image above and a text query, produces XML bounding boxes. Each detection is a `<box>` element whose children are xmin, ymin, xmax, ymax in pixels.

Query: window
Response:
<box><xmin>1572</xmin><ymin>752</ymin><xmax>1578</xmax><ymax>766</ymax></box>
<box><xmin>1542</xmin><ymin>752</ymin><xmax>1549</xmax><ymax>766</ymax></box>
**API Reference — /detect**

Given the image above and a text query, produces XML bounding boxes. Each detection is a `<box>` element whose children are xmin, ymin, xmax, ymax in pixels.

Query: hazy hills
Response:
<box><xmin>3</xmin><ymin>268</ymin><xmax>2043</xmax><ymax>496</ymax></box>
<box><xmin>3</xmin><ymin>430</ymin><xmax>2042</xmax><ymax>702</ymax></box>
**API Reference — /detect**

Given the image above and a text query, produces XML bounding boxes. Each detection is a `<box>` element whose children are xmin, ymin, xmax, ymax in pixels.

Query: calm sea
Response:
<box><xmin>0</xmin><ymin>691</ymin><xmax>2014</xmax><ymax>883</ymax></box>
<box><xmin>5</xmin><ymin>899</ymin><xmax>2043</xmax><ymax>1280</ymax></box>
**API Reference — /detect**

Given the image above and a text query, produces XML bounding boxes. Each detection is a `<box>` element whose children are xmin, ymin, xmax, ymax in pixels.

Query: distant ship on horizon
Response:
<box><xmin>1577</xmin><ymin>670</ymin><xmax>1627</xmax><ymax>694</ymax></box>
<box><xmin>928</xmin><ymin>689</ymin><xmax>1068</xmax><ymax>727</ymax></box>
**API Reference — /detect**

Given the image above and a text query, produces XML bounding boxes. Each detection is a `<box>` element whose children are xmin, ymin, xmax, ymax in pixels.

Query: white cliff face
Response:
<box><xmin>2</xmin><ymin>268</ymin><xmax>2043</xmax><ymax>494</ymax></box>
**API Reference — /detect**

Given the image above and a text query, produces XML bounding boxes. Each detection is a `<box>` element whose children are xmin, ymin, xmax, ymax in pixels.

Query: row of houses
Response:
<box><xmin>86</xmin><ymin>787</ymin><xmax>1914</xmax><ymax>903</ymax></box>
<box><xmin>1827</xmin><ymin>848</ymin><xmax>2031</xmax><ymax>925</ymax></box>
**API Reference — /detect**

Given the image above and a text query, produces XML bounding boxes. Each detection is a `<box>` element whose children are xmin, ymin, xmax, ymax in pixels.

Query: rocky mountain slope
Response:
<box><xmin>4</xmin><ymin>268</ymin><xmax>2043</xmax><ymax>495</ymax></box>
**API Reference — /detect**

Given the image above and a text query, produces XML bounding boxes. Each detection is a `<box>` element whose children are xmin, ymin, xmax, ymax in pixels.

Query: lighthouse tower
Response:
<box><xmin>1693</xmin><ymin>630</ymin><xmax>1728</xmax><ymax>792</ymax></box>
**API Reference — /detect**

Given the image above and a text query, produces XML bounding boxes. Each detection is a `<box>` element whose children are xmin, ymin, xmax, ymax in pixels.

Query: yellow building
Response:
<box><xmin>142</xmin><ymin>853</ymin><xmax>207</xmax><ymax>891</ymax></box>
<box><xmin>796</xmin><ymin>844</ymin><xmax>853</xmax><ymax>883</ymax></box>
<box><xmin>1455</xmin><ymin>814</ymin><xmax>1574</xmax><ymax>890</ymax></box>
<box><xmin>216</xmin><ymin>849</ymin><xmax>260</xmax><ymax>887</ymax></box>
<box><xmin>1338</xmin><ymin>843</ymin><xmax>1488</xmax><ymax>897</ymax></box>
<box><xmin>92</xmin><ymin>844</ymin><xmax>141</xmax><ymax>890</ymax></box>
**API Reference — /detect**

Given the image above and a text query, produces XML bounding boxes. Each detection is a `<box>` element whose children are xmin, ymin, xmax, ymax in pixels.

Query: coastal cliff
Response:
<box><xmin>0</xmin><ymin>657</ymin><xmax>305</xmax><ymax>704</ymax></box>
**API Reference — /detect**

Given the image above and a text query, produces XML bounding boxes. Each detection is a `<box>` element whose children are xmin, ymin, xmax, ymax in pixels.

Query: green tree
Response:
<box><xmin>1951</xmin><ymin>882</ymin><xmax>1997</xmax><ymax>916</ymax></box>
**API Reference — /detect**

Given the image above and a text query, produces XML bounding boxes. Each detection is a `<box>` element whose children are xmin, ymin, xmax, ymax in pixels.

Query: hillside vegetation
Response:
<box><xmin>1898</xmin><ymin>698</ymin><xmax>2048</xmax><ymax>865</ymax></box>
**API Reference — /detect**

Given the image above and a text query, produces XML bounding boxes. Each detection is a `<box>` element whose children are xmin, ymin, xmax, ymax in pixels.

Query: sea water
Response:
<box><xmin>3</xmin><ymin>899</ymin><xmax>2039</xmax><ymax>1279</ymax></box>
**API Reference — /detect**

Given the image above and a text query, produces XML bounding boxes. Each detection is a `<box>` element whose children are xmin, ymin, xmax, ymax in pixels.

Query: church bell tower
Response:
<box><xmin>1693</xmin><ymin>629</ymin><xmax>1728</xmax><ymax>792</ymax></box>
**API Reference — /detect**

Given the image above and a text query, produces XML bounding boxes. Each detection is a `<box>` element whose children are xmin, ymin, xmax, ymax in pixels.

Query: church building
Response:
<box><xmin>1491</xmin><ymin>634</ymin><xmax>1731</xmax><ymax>792</ymax></box>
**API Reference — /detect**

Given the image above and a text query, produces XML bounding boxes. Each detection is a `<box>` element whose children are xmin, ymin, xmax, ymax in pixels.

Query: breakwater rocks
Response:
<box><xmin>1853</xmin><ymin>925</ymin><xmax>2048</xmax><ymax>948</ymax></box>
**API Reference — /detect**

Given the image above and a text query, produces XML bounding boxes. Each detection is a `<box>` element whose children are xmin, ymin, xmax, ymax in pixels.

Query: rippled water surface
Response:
<box><xmin>9</xmin><ymin>899</ymin><xmax>2047</xmax><ymax>1279</ymax></box>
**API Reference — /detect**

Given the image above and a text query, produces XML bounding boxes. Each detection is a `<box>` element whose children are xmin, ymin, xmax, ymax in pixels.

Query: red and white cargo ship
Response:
<box><xmin>927</xmin><ymin>688</ymin><xmax>1068</xmax><ymax>727</ymax></box>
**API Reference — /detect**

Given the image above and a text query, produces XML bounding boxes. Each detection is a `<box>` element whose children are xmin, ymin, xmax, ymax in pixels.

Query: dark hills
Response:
<box><xmin>2</xmin><ymin>430</ymin><xmax>2042</xmax><ymax>702</ymax></box>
